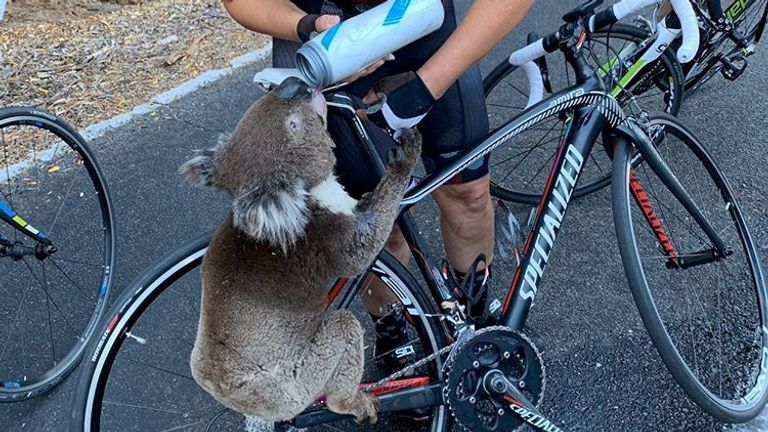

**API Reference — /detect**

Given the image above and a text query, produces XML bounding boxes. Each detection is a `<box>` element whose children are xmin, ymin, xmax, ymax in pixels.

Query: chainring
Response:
<box><xmin>443</xmin><ymin>326</ymin><xmax>545</xmax><ymax>432</ymax></box>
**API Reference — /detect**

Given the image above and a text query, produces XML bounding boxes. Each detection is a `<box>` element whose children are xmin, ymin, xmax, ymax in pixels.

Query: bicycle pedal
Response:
<box><xmin>719</xmin><ymin>53</ymin><xmax>748</xmax><ymax>81</ymax></box>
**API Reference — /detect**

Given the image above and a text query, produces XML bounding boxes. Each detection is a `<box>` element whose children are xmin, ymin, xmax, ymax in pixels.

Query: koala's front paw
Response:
<box><xmin>397</xmin><ymin>128</ymin><xmax>422</xmax><ymax>162</ymax></box>
<box><xmin>387</xmin><ymin>129</ymin><xmax>421</xmax><ymax>175</ymax></box>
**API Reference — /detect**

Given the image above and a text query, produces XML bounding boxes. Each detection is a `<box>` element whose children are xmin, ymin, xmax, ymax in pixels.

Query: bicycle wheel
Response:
<box><xmin>486</xmin><ymin>24</ymin><xmax>683</xmax><ymax>204</ymax></box>
<box><xmin>710</xmin><ymin>0</ymin><xmax>768</xmax><ymax>42</ymax></box>
<box><xmin>612</xmin><ymin>114</ymin><xmax>768</xmax><ymax>422</ymax></box>
<box><xmin>73</xmin><ymin>232</ymin><xmax>450</xmax><ymax>431</ymax></box>
<box><xmin>684</xmin><ymin>0</ymin><xmax>768</xmax><ymax>92</ymax></box>
<box><xmin>0</xmin><ymin>106</ymin><xmax>115</xmax><ymax>402</ymax></box>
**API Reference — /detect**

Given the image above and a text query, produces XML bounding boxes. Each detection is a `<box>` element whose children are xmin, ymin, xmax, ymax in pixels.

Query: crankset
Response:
<box><xmin>444</xmin><ymin>326</ymin><xmax>556</xmax><ymax>432</ymax></box>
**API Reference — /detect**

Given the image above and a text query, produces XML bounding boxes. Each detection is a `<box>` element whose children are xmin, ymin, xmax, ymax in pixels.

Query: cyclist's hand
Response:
<box><xmin>361</xmin><ymin>71</ymin><xmax>436</xmax><ymax>133</ymax></box>
<box><xmin>297</xmin><ymin>14</ymin><xmax>340</xmax><ymax>42</ymax></box>
<box><xmin>298</xmin><ymin>14</ymin><xmax>388</xmax><ymax>83</ymax></box>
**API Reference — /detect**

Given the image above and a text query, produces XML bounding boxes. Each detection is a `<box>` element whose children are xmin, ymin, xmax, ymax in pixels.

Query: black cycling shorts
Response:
<box><xmin>273</xmin><ymin>0</ymin><xmax>490</xmax><ymax>199</ymax></box>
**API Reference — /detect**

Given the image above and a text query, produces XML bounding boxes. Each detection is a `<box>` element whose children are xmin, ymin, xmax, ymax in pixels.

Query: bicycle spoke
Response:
<box><xmin>123</xmin><ymin>356</ymin><xmax>196</xmax><ymax>383</ymax></box>
<box><xmin>503</xmin><ymin>79</ymin><xmax>529</xmax><ymax>99</ymax></box>
<box><xmin>50</xmin><ymin>259</ymin><xmax>96</xmax><ymax>302</ymax></box>
<box><xmin>41</xmin><ymin>262</ymin><xmax>58</xmax><ymax>365</ymax></box>
<box><xmin>159</xmin><ymin>419</ymin><xmax>210</xmax><ymax>432</ymax></box>
<box><xmin>488</xmin><ymin>102</ymin><xmax>526</xmax><ymax>111</ymax></box>
<box><xmin>103</xmin><ymin>400</ymin><xmax>193</xmax><ymax>416</ymax></box>
<box><xmin>47</xmin><ymin>168</ymin><xmax>79</xmax><ymax>236</ymax></box>
<box><xmin>0</xmin><ymin>282</ymin><xmax>31</xmax><ymax>365</ymax></box>
<box><xmin>50</xmin><ymin>256</ymin><xmax>106</xmax><ymax>269</ymax></box>
<box><xmin>22</xmin><ymin>257</ymin><xmax>79</xmax><ymax>338</ymax></box>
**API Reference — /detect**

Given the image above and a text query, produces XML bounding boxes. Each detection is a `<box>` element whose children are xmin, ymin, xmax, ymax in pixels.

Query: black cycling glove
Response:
<box><xmin>297</xmin><ymin>14</ymin><xmax>320</xmax><ymax>43</ymax></box>
<box><xmin>365</xmin><ymin>72</ymin><xmax>436</xmax><ymax>135</ymax></box>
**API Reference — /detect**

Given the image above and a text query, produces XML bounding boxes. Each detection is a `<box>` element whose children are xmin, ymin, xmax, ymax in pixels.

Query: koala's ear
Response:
<box><xmin>179</xmin><ymin>133</ymin><xmax>229</xmax><ymax>187</ymax></box>
<box><xmin>232</xmin><ymin>176</ymin><xmax>310</xmax><ymax>253</ymax></box>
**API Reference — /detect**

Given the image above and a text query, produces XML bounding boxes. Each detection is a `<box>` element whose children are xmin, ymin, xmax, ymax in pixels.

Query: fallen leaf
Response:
<box><xmin>47</xmin><ymin>165</ymin><xmax>60</xmax><ymax>173</ymax></box>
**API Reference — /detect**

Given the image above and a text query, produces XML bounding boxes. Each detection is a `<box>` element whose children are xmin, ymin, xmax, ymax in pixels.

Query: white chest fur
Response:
<box><xmin>309</xmin><ymin>176</ymin><xmax>358</xmax><ymax>215</ymax></box>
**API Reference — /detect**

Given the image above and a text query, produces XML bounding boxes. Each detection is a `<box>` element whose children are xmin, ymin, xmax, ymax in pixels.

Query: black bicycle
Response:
<box><xmin>684</xmin><ymin>0</ymin><xmax>768</xmax><ymax>91</ymax></box>
<box><xmin>0</xmin><ymin>107</ymin><xmax>115</xmax><ymax>401</ymax></box>
<box><xmin>485</xmin><ymin>0</ymin><xmax>768</xmax><ymax>204</ymax></box>
<box><xmin>73</xmin><ymin>1</ymin><xmax>767</xmax><ymax>430</ymax></box>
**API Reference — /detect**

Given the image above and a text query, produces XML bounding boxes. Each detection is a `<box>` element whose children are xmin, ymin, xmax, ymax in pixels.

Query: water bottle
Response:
<box><xmin>296</xmin><ymin>0</ymin><xmax>444</xmax><ymax>88</ymax></box>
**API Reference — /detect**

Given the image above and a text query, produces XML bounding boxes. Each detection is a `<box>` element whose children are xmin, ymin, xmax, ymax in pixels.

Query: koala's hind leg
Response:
<box><xmin>304</xmin><ymin>310</ymin><xmax>378</xmax><ymax>424</ymax></box>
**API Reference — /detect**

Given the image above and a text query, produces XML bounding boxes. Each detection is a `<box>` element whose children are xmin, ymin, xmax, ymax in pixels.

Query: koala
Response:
<box><xmin>180</xmin><ymin>77</ymin><xmax>421</xmax><ymax>424</ymax></box>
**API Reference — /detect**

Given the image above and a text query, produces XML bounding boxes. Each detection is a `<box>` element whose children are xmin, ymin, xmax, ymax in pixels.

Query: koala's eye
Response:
<box><xmin>285</xmin><ymin>114</ymin><xmax>303</xmax><ymax>136</ymax></box>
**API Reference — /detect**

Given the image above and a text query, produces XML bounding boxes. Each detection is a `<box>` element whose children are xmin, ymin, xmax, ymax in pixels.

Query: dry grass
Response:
<box><xmin>1</xmin><ymin>0</ymin><xmax>269</xmax><ymax>132</ymax></box>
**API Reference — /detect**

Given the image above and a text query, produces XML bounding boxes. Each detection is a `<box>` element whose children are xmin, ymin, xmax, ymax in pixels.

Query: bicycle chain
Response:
<box><xmin>361</xmin><ymin>342</ymin><xmax>456</xmax><ymax>392</ymax></box>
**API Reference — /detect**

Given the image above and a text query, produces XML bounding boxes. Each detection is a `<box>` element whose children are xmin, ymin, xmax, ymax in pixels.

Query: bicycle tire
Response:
<box><xmin>684</xmin><ymin>0</ymin><xmax>768</xmax><ymax>92</ymax></box>
<box><xmin>0</xmin><ymin>106</ymin><xmax>115</xmax><ymax>402</ymax></box>
<box><xmin>486</xmin><ymin>24</ymin><xmax>684</xmax><ymax>205</ymax></box>
<box><xmin>73</xmin><ymin>232</ymin><xmax>450</xmax><ymax>431</ymax></box>
<box><xmin>612</xmin><ymin>114</ymin><xmax>768</xmax><ymax>422</ymax></box>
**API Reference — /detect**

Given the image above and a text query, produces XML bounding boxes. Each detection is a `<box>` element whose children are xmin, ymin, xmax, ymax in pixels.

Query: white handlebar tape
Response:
<box><xmin>508</xmin><ymin>38</ymin><xmax>547</xmax><ymax>108</ymax></box>
<box><xmin>612</xmin><ymin>0</ymin><xmax>699</xmax><ymax>63</ymax></box>
<box><xmin>521</xmin><ymin>62</ymin><xmax>545</xmax><ymax>108</ymax></box>
<box><xmin>668</xmin><ymin>0</ymin><xmax>700</xmax><ymax>62</ymax></box>
<box><xmin>612</xmin><ymin>0</ymin><xmax>660</xmax><ymax>20</ymax></box>
<box><xmin>508</xmin><ymin>38</ymin><xmax>547</xmax><ymax>67</ymax></box>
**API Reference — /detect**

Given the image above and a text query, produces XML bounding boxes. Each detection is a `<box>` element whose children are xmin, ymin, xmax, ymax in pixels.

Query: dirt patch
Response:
<box><xmin>1</xmin><ymin>0</ymin><xmax>270</xmax><ymax>135</ymax></box>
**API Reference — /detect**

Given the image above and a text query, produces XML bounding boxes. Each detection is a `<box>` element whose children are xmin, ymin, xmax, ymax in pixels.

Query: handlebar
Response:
<box><xmin>508</xmin><ymin>0</ymin><xmax>700</xmax><ymax>108</ymax></box>
<box><xmin>590</xmin><ymin>0</ymin><xmax>699</xmax><ymax>62</ymax></box>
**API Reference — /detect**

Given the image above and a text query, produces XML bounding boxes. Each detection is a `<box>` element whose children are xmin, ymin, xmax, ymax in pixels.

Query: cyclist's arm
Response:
<box><xmin>222</xmin><ymin>0</ymin><xmax>343</xmax><ymax>42</ymax></box>
<box><xmin>418</xmin><ymin>0</ymin><xmax>534</xmax><ymax>99</ymax></box>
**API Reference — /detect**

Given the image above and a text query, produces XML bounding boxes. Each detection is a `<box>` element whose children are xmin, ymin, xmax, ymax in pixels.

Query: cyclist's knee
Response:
<box><xmin>434</xmin><ymin>175</ymin><xmax>492</xmax><ymax>217</ymax></box>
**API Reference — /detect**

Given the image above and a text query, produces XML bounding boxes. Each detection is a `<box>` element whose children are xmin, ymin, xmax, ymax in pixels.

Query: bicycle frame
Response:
<box><xmin>0</xmin><ymin>199</ymin><xmax>52</xmax><ymax>245</ymax></box>
<box><xmin>600</xmin><ymin>18</ymin><xmax>682</xmax><ymax>100</ymax></box>
<box><xmin>286</xmin><ymin>42</ymin><xmax>731</xmax><ymax>429</ymax></box>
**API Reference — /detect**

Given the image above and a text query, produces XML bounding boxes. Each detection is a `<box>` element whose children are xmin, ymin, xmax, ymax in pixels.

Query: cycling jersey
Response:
<box><xmin>274</xmin><ymin>0</ymin><xmax>490</xmax><ymax>196</ymax></box>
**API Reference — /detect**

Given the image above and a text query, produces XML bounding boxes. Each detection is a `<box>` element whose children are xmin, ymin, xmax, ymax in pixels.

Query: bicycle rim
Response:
<box><xmin>485</xmin><ymin>25</ymin><xmax>681</xmax><ymax>205</ymax></box>
<box><xmin>0</xmin><ymin>107</ymin><xmax>114</xmax><ymax>401</ymax></box>
<box><xmin>612</xmin><ymin>115</ymin><xmax>768</xmax><ymax>422</ymax></box>
<box><xmin>76</xmin><ymin>234</ymin><xmax>449</xmax><ymax>431</ymax></box>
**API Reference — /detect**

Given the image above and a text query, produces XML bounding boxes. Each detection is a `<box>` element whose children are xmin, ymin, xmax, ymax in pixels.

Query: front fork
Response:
<box><xmin>614</xmin><ymin>120</ymin><xmax>730</xmax><ymax>262</ymax></box>
<box><xmin>0</xmin><ymin>199</ymin><xmax>54</xmax><ymax>259</ymax></box>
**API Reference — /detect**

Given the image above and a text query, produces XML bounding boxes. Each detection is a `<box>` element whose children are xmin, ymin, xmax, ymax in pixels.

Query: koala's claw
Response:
<box><xmin>398</xmin><ymin>128</ymin><xmax>421</xmax><ymax>162</ymax></box>
<box><xmin>353</xmin><ymin>394</ymin><xmax>379</xmax><ymax>425</ymax></box>
<box><xmin>387</xmin><ymin>146</ymin><xmax>406</xmax><ymax>165</ymax></box>
<box><xmin>387</xmin><ymin>129</ymin><xmax>421</xmax><ymax>174</ymax></box>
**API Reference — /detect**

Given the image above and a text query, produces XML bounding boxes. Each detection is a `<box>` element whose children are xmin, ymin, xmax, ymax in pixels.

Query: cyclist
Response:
<box><xmin>221</xmin><ymin>0</ymin><xmax>533</xmax><ymax>373</ymax></box>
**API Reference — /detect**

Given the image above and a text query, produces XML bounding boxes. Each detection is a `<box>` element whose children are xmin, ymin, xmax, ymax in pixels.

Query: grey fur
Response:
<box><xmin>181</xmin><ymin>87</ymin><xmax>421</xmax><ymax>423</ymax></box>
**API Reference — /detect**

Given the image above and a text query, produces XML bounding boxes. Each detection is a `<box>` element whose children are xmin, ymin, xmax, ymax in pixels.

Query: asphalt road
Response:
<box><xmin>1</xmin><ymin>0</ymin><xmax>767</xmax><ymax>430</ymax></box>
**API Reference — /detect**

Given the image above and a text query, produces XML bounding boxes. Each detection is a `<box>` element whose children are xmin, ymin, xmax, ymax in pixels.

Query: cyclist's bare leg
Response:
<box><xmin>432</xmin><ymin>174</ymin><xmax>494</xmax><ymax>272</ymax></box>
<box><xmin>361</xmin><ymin>175</ymin><xmax>494</xmax><ymax>315</ymax></box>
<box><xmin>361</xmin><ymin>224</ymin><xmax>411</xmax><ymax>316</ymax></box>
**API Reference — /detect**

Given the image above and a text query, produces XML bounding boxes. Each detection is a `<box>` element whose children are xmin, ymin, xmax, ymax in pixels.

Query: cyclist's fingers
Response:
<box><xmin>315</xmin><ymin>14</ymin><xmax>341</xmax><ymax>32</ymax></box>
<box><xmin>362</xmin><ymin>89</ymin><xmax>380</xmax><ymax>105</ymax></box>
<box><xmin>340</xmin><ymin>57</ymin><xmax>388</xmax><ymax>84</ymax></box>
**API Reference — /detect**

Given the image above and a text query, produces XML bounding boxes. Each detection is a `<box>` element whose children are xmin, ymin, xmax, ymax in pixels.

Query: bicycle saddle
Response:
<box><xmin>562</xmin><ymin>0</ymin><xmax>604</xmax><ymax>23</ymax></box>
<box><xmin>253</xmin><ymin>68</ymin><xmax>302</xmax><ymax>89</ymax></box>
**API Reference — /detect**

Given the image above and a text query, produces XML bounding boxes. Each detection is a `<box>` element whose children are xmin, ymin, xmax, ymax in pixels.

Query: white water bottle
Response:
<box><xmin>296</xmin><ymin>0</ymin><xmax>445</xmax><ymax>88</ymax></box>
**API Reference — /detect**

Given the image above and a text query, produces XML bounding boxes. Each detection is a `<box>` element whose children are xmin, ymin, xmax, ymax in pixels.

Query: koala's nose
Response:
<box><xmin>275</xmin><ymin>77</ymin><xmax>311</xmax><ymax>100</ymax></box>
